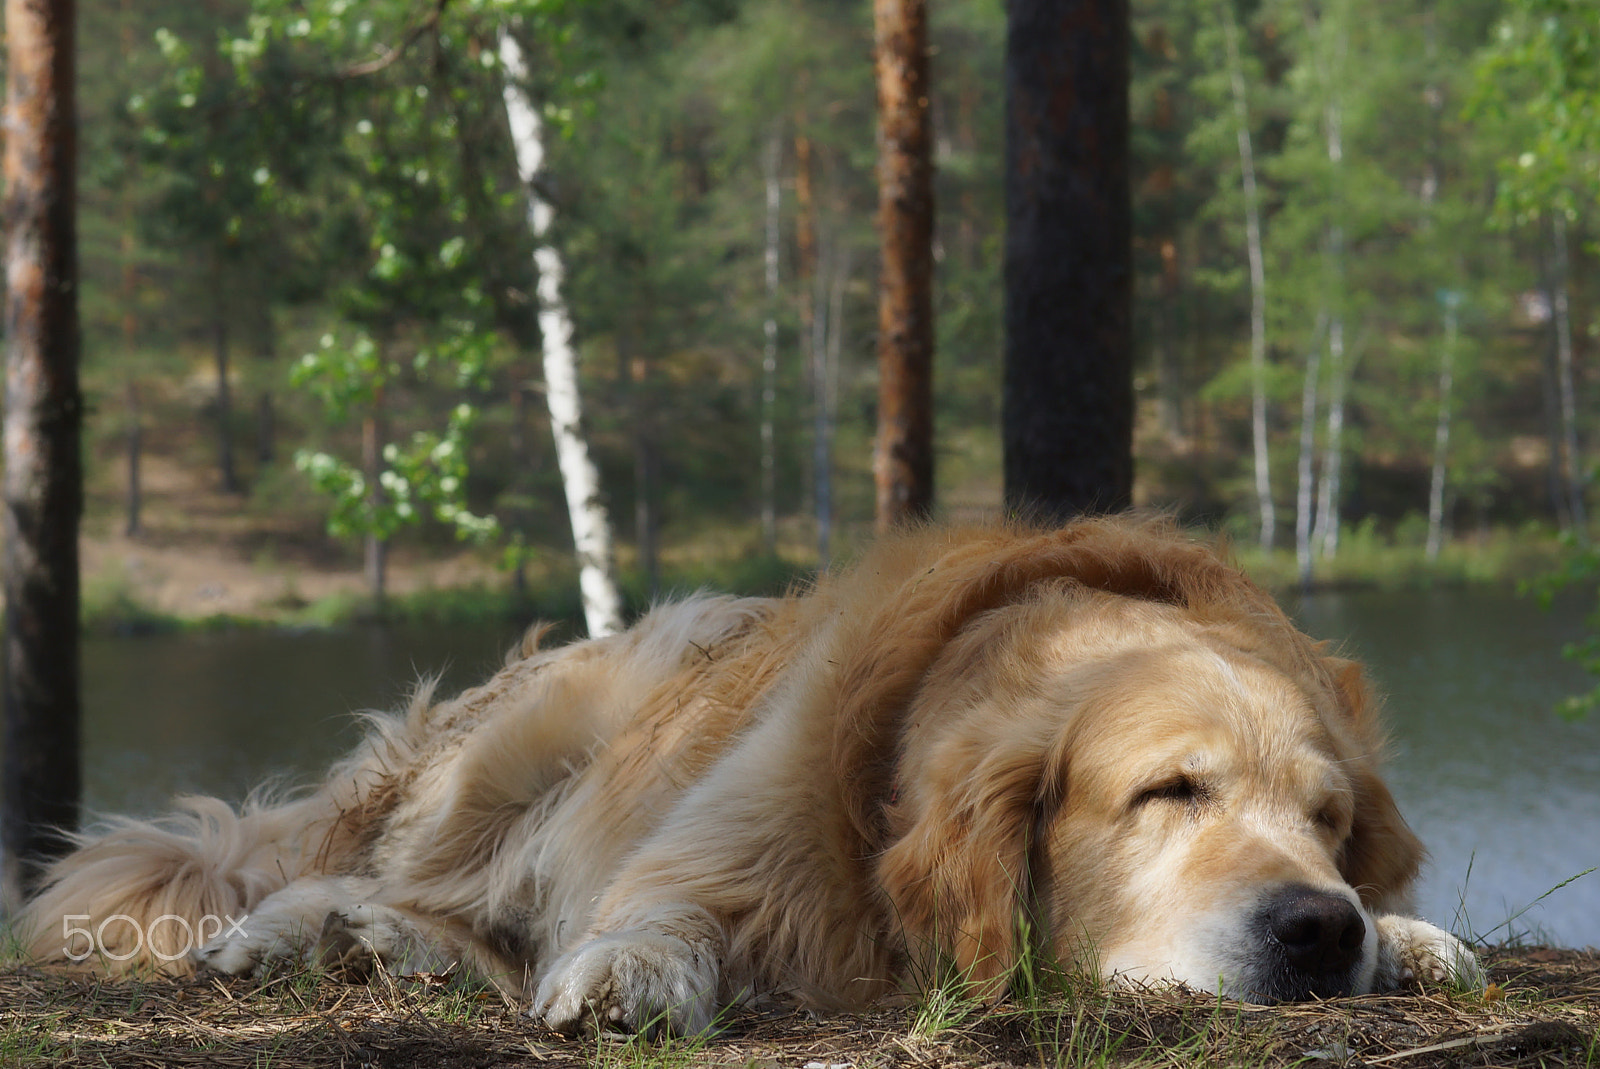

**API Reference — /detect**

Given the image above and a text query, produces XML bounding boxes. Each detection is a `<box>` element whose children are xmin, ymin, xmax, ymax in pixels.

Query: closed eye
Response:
<box><xmin>1313</xmin><ymin>803</ymin><xmax>1350</xmax><ymax>838</ymax></box>
<box><xmin>1134</xmin><ymin>776</ymin><xmax>1208</xmax><ymax>808</ymax></box>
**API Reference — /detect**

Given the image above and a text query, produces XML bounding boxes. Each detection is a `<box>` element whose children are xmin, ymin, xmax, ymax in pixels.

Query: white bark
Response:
<box><xmin>1220</xmin><ymin>0</ymin><xmax>1275</xmax><ymax>550</ymax></box>
<box><xmin>499</xmin><ymin>31</ymin><xmax>624</xmax><ymax>638</ymax></box>
<box><xmin>760</xmin><ymin>130</ymin><xmax>781</xmax><ymax>553</ymax></box>
<box><xmin>1312</xmin><ymin>47</ymin><xmax>1347</xmax><ymax>559</ymax></box>
<box><xmin>1551</xmin><ymin>213</ymin><xmax>1587</xmax><ymax>532</ymax></box>
<box><xmin>1425</xmin><ymin>296</ymin><xmax>1458</xmax><ymax>560</ymax></box>
<box><xmin>1314</xmin><ymin>306</ymin><xmax>1346</xmax><ymax>557</ymax></box>
<box><xmin>1296</xmin><ymin>314</ymin><xmax>1327</xmax><ymax>590</ymax></box>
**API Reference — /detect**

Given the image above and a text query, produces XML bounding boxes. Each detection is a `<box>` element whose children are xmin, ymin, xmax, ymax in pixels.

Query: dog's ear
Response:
<box><xmin>1341</xmin><ymin>764</ymin><xmax>1423</xmax><ymax>910</ymax></box>
<box><xmin>830</xmin><ymin>517</ymin><xmax>1257</xmax><ymax>852</ymax></box>
<box><xmin>1324</xmin><ymin>658</ymin><xmax>1424</xmax><ymax>909</ymax></box>
<box><xmin>875</xmin><ymin>722</ymin><xmax>1055</xmax><ymax>998</ymax></box>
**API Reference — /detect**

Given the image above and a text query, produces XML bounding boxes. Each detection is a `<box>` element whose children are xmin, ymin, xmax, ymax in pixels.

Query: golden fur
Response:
<box><xmin>18</xmin><ymin>517</ymin><xmax>1478</xmax><ymax>1031</ymax></box>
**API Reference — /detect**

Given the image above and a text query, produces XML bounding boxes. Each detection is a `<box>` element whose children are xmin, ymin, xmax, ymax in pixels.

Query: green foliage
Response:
<box><xmin>66</xmin><ymin>0</ymin><xmax>1600</xmax><ymax>614</ymax></box>
<box><xmin>291</xmin><ymin>329</ymin><xmax>499</xmax><ymax>545</ymax></box>
<box><xmin>1472</xmin><ymin>0</ymin><xmax>1600</xmax><ymax>223</ymax></box>
<box><xmin>1526</xmin><ymin>534</ymin><xmax>1600</xmax><ymax>719</ymax></box>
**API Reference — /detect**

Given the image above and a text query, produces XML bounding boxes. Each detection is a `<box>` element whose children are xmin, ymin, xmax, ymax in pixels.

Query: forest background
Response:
<box><xmin>52</xmin><ymin>0</ymin><xmax>1600</xmax><ymax>632</ymax></box>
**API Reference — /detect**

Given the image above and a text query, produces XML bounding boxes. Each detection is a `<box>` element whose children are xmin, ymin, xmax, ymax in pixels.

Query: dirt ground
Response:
<box><xmin>83</xmin><ymin>451</ymin><xmax>500</xmax><ymax>621</ymax></box>
<box><xmin>1</xmin><ymin>948</ymin><xmax>1596</xmax><ymax>1068</ymax></box>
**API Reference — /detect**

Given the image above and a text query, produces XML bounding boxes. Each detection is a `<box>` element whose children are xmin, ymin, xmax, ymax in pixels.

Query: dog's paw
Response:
<box><xmin>190</xmin><ymin>910</ymin><xmax>309</xmax><ymax>976</ymax></box>
<box><xmin>314</xmin><ymin>904</ymin><xmax>458</xmax><ymax>977</ymax></box>
<box><xmin>532</xmin><ymin>929</ymin><xmax>720</xmax><ymax>1036</ymax></box>
<box><xmin>1373</xmin><ymin>915</ymin><xmax>1484</xmax><ymax>992</ymax></box>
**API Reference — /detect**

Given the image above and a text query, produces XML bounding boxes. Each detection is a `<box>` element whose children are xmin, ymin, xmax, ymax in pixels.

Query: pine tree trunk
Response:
<box><xmin>621</xmin><ymin>328</ymin><xmax>659</xmax><ymax>601</ymax></box>
<box><xmin>812</xmin><ymin>226</ymin><xmax>834</xmax><ymax>565</ymax></box>
<box><xmin>1002</xmin><ymin>0</ymin><xmax>1133</xmax><ymax>520</ymax></box>
<box><xmin>1220</xmin><ymin>0</ymin><xmax>1274</xmax><ymax>550</ymax></box>
<box><xmin>760</xmin><ymin>130</ymin><xmax>782</xmax><ymax>554</ymax></box>
<box><xmin>256</xmin><ymin>391</ymin><xmax>275</xmax><ymax>466</ymax></box>
<box><xmin>212</xmin><ymin>280</ymin><xmax>240</xmax><ymax>495</ymax></box>
<box><xmin>499</xmin><ymin>30</ymin><xmax>624</xmax><ymax>638</ymax></box>
<box><xmin>362</xmin><ymin>384</ymin><xmax>388</xmax><ymax>611</ymax></box>
<box><xmin>125</xmin><ymin>380</ymin><xmax>143</xmax><ymax>538</ymax></box>
<box><xmin>872</xmin><ymin>0</ymin><xmax>935</xmax><ymax>533</ymax></box>
<box><xmin>2</xmin><ymin>0</ymin><xmax>83</xmax><ymax>907</ymax></box>
<box><xmin>793</xmin><ymin>112</ymin><xmax>821</xmax><ymax>551</ymax></box>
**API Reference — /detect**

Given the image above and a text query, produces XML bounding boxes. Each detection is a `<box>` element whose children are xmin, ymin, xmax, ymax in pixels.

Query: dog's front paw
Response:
<box><xmin>1373</xmin><ymin>915</ymin><xmax>1484</xmax><ymax>992</ymax></box>
<box><xmin>532</xmin><ymin>929</ymin><xmax>720</xmax><ymax>1036</ymax></box>
<box><xmin>190</xmin><ymin>911</ymin><xmax>303</xmax><ymax>976</ymax></box>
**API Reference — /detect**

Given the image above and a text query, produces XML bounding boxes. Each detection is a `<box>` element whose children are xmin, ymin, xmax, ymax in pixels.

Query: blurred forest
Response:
<box><xmin>51</xmin><ymin>0</ymin><xmax>1600</xmax><ymax>608</ymax></box>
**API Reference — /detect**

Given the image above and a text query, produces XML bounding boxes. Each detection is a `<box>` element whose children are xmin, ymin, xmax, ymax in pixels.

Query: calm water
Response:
<box><xmin>1291</xmin><ymin>587</ymin><xmax>1600</xmax><ymax>949</ymax></box>
<box><xmin>70</xmin><ymin>587</ymin><xmax>1600</xmax><ymax>948</ymax></box>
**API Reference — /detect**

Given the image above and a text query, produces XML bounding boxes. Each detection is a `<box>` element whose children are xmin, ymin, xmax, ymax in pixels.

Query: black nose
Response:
<box><xmin>1265</xmin><ymin>886</ymin><xmax>1366</xmax><ymax>975</ymax></box>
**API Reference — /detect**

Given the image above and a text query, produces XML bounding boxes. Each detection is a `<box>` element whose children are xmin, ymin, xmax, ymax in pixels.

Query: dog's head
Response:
<box><xmin>838</xmin><ymin>519</ymin><xmax>1421</xmax><ymax>1003</ymax></box>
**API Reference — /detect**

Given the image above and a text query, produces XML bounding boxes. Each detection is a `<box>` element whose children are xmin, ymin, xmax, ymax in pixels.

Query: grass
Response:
<box><xmin>80</xmin><ymin>516</ymin><xmax>1576</xmax><ymax>638</ymax></box>
<box><xmin>78</xmin><ymin>545</ymin><xmax>815</xmax><ymax>637</ymax></box>
<box><xmin>0</xmin><ymin>947</ymin><xmax>1596</xmax><ymax>1068</ymax></box>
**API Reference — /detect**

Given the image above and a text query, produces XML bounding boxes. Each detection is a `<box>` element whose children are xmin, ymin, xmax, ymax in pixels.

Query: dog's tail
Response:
<box><xmin>12</xmin><ymin>790</ymin><xmax>348</xmax><ymax>974</ymax></box>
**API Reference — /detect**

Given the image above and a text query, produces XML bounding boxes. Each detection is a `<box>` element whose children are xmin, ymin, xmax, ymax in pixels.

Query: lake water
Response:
<box><xmin>72</xmin><ymin>587</ymin><xmax>1600</xmax><ymax>949</ymax></box>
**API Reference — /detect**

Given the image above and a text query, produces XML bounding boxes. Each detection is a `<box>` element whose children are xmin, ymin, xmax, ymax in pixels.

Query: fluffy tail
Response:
<box><xmin>14</xmin><ymin>792</ymin><xmax>334</xmax><ymax>974</ymax></box>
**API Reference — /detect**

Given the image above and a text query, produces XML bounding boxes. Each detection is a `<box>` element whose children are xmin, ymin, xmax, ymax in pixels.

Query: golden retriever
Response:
<box><xmin>19</xmin><ymin>517</ymin><xmax>1479</xmax><ymax>1032</ymax></box>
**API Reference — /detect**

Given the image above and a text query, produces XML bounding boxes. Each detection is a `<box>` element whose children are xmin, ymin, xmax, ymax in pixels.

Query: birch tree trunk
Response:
<box><xmin>1220</xmin><ymin>0</ymin><xmax>1274</xmax><ymax>549</ymax></box>
<box><xmin>1295</xmin><ymin>314</ymin><xmax>1327</xmax><ymax>590</ymax></box>
<box><xmin>499</xmin><ymin>30</ymin><xmax>624</xmax><ymax>638</ymax></box>
<box><xmin>760</xmin><ymin>130</ymin><xmax>782</xmax><ymax>554</ymax></box>
<box><xmin>1425</xmin><ymin>295</ymin><xmax>1459</xmax><ymax>560</ymax></box>
<box><xmin>1550</xmin><ymin>213</ymin><xmax>1587</xmax><ymax>535</ymax></box>
<box><xmin>1312</xmin><ymin>57</ymin><xmax>1347</xmax><ymax>558</ymax></box>
<box><xmin>1314</xmin><ymin>307</ymin><xmax>1346</xmax><ymax>557</ymax></box>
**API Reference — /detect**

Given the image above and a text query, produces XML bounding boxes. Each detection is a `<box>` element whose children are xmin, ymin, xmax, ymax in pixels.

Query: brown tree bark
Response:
<box><xmin>3</xmin><ymin>0</ymin><xmax>84</xmax><ymax>907</ymax></box>
<box><xmin>873</xmin><ymin>0</ymin><xmax>936</xmax><ymax>534</ymax></box>
<box><xmin>1002</xmin><ymin>0</ymin><xmax>1133</xmax><ymax>521</ymax></box>
<box><xmin>212</xmin><ymin>272</ymin><xmax>241</xmax><ymax>494</ymax></box>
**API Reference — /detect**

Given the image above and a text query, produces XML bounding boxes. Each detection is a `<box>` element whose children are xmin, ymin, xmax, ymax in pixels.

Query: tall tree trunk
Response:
<box><xmin>1314</xmin><ymin>308</ymin><xmax>1346</xmax><ymax>556</ymax></box>
<box><xmin>1002</xmin><ymin>0</ymin><xmax>1133</xmax><ymax>521</ymax></box>
<box><xmin>1296</xmin><ymin>314</ymin><xmax>1327</xmax><ymax>590</ymax></box>
<box><xmin>760</xmin><ymin>130</ymin><xmax>782</xmax><ymax>554</ymax></box>
<box><xmin>212</xmin><ymin>277</ymin><xmax>240</xmax><ymax>495</ymax></box>
<box><xmin>125</xmin><ymin>380</ymin><xmax>143</xmax><ymax>538</ymax></box>
<box><xmin>1219</xmin><ymin>0</ymin><xmax>1274</xmax><ymax>550</ymax></box>
<box><xmin>873</xmin><ymin>0</ymin><xmax>936</xmax><ymax>533</ymax></box>
<box><xmin>1549</xmin><ymin>213</ymin><xmax>1587</xmax><ymax>535</ymax></box>
<box><xmin>362</xmin><ymin>383</ymin><xmax>388</xmax><ymax>611</ymax></box>
<box><xmin>1308</xmin><ymin>2</ymin><xmax>1349</xmax><ymax>559</ymax></box>
<box><xmin>3</xmin><ymin>0</ymin><xmax>82</xmax><ymax>907</ymax></box>
<box><xmin>255</xmin><ymin>304</ymin><xmax>277</xmax><ymax>466</ymax></box>
<box><xmin>1425</xmin><ymin>295</ymin><xmax>1459</xmax><ymax>561</ymax></box>
<box><xmin>500</xmin><ymin>30</ymin><xmax>624</xmax><ymax>638</ymax></box>
<box><xmin>794</xmin><ymin>108</ymin><xmax>820</xmax><ymax>545</ymax></box>
<box><xmin>812</xmin><ymin>225</ymin><xmax>834</xmax><ymax>565</ymax></box>
<box><xmin>257</xmin><ymin>392</ymin><xmax>275</xmax><ymax>467</ymax></box>
<box><xmin>621</xmin><ymin>328</ymin><xmax>659</xmax><ymax>601</ymax></box>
